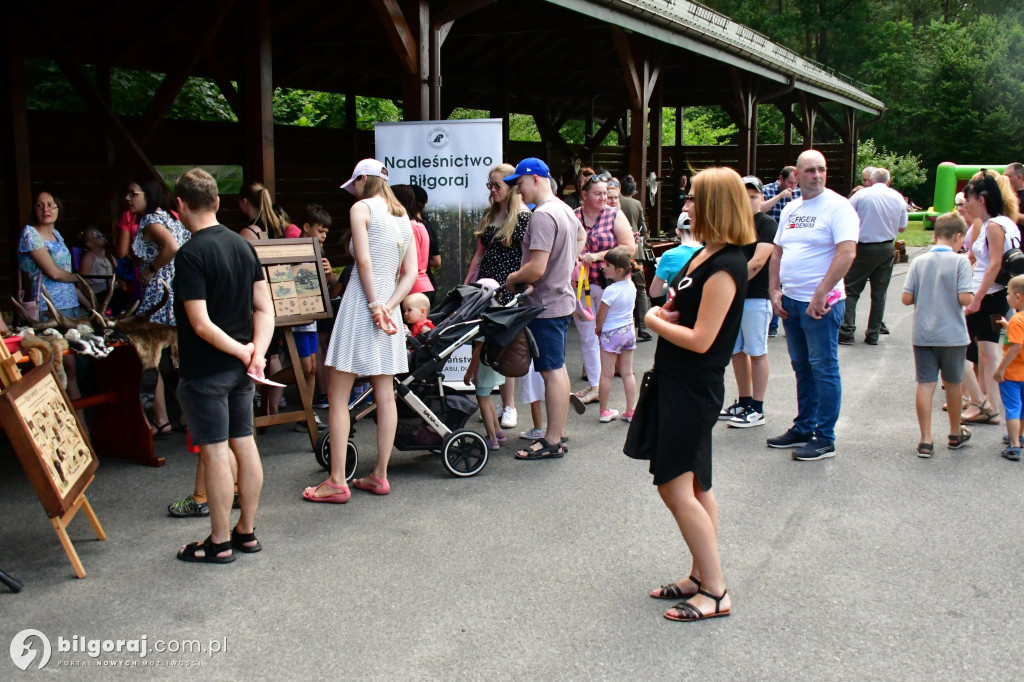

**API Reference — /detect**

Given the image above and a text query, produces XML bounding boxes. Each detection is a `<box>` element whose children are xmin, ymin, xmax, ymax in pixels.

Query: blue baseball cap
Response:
<box><xmin>504</xmin><ymin>157</ymin><xmax>551</xmax><ymax>183</ymax></box>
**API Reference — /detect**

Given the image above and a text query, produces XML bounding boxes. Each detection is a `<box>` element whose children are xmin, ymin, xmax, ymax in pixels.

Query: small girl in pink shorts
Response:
<box><xmin>595</xmin><ymin>246</ymin><xmax>638</xmax><ymax>423</ymax></box>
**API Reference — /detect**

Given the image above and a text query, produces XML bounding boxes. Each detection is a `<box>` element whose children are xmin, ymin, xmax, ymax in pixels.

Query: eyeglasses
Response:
<box><xmin>583</xmin><ymin>173</ymin><xmax>612</xmax><ymax>189</ymax></box>
<box><xmin>485</xmin><ymin>181</ymin><xmax>505</xmax><ymax>190</ymax></box>
<box><xmin>684</xmin><ymin>194</ymin><xmax>696</xmax><ymax>202</ymax></box>
<box><xmin>35</xmin><ymin>203</ymin><xmax>58</xmax><ymax>210</ymax></box>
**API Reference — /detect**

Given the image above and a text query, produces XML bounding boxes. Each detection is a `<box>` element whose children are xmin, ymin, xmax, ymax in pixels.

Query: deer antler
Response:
<box><xmin>38</xmin><ymin>284</ymin><xmax>66</xmax><ymax>328</ymax></box>
<box><xmin>135</xmin><ymin>280</ymin><xmax>171</xmax><ymax>320</ymax></box>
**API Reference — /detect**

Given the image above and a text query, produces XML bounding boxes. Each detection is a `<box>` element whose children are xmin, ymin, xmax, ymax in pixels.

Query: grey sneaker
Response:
<box><xmin>767</xmin><ymin>428</ymin><xmax>811</xmax><ymax>448</ymax></box>
<box><xmin>719</xmin><ymin>400</ymin><xmax>744</xmax><ymax>422</ymax></box>
<box><xmin>792</xmin><ymin>437</ymin><xmax>836</xmax><ymax>461</ymax></box>
<box><xmin>168</xmin><ymin>495</ymin><xmax>209</xmax><ymax>517</ymax></box>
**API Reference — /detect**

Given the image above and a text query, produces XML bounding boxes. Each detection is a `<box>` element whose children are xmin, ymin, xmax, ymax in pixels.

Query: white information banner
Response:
<box><xmin>375</xmin><ymin>119</ymin><xmax>504</xmax><ymax>295</ymax></box>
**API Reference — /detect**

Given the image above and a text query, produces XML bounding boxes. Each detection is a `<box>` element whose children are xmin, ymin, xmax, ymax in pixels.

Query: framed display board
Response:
<box><xmin>0</xmin><ymin>364</ymin><xmax>99</xmax><ymax>518</ymax></box>
<box><xmin>251</xmin><ymin>238</ymin><xmax>334</xmax><ymax>327</ymax></box>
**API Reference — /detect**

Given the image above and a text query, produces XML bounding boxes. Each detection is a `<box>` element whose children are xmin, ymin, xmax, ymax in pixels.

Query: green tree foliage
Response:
<box><xmin>856</xmin><ymin>139</ymin><xmax>927</xmax><ymax>192</ymax></box>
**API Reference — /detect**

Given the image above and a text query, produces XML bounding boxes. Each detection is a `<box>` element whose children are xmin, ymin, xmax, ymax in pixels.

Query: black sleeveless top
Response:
<box><xmin>653</xmin><ymin>244</ymin><xmax>748</xmax><ymax>382</ymax></box>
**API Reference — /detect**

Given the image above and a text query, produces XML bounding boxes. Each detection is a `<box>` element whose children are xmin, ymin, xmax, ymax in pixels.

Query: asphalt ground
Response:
<box><xmin>1</xmin><ymin>247</ymin><xmax>1022</xmax><ymax>680</ymax></box>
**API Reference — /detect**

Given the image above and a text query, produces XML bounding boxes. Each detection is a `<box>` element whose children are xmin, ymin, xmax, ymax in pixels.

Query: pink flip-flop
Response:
<box><xmin>302</xmin><ymin>479</ymin><xmax>351</xmax><ymax>504</ymax></box>
<box><xmin>351</xmin><ymin>474</ymin><xmax>390</xmax><ymax>495</ymax></box>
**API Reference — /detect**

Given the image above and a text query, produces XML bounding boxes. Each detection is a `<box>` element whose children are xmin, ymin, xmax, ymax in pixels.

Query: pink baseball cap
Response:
<box><xmin>340</xmin><ymin>158</ymin><xmax>390</xmax><ymax>194</ymax></box>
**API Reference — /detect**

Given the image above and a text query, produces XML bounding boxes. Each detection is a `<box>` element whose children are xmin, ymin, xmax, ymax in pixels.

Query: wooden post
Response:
<box><xmin>730</xmin><ymin>69</ymin><xmax>759</xmax><ymax>176</ymax></box>
<box><xmin>613</xmin><ymin>30</ymin><xmax>660</xmax><ymax>203</ymax></box>
<box><xmin>244</xmin><ymin>0</ymin><xmax>275</xmax><ymax>196</ymax></box>
<box><xmin>1</xmin><ymin>9</ymin><xmax>32</xmax><ymax>265</ymax></box>
<box><xmin>800</xmin><ymin>93</ymin><xmax>817</xmax><ymax>150</ymax></box>
<box><xmin>650</xmin><ymin>84</ymin><xmax>664</xmax><ymax>235</ymax></box>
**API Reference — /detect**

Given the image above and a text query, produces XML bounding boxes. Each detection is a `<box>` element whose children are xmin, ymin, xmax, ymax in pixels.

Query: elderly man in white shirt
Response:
<box><xmin>839</xmin><ymin>168</ymin><xmax>908</xmax><ymax>346</ymax></box>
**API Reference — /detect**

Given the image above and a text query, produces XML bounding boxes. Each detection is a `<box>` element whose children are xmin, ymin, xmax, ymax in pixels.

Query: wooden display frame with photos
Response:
<box><xmin>251</xmin><ymin>238</ymin><xmax>334</xmax><ymax>327</ymax></box>
<box><xmin>0</xmin><ymin>363</ymin><xmax>106</xmax><ymax>578</ymax></box>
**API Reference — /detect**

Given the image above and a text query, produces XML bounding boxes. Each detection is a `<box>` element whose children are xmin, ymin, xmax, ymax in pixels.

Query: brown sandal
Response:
<box><xmin>962</xmin><ymin>400</ymin><xmax>1000</xmax><ymax>424</ymax></box>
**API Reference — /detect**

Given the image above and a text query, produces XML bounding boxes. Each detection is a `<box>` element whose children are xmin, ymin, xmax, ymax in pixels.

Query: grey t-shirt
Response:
<box><xmin>522</xmin><ymin>198</ymin><xmax>580</xmax><ymax>318</ymax></box>
<box><xmin>903</xmin><ymin>246</ymin><xmax>973</xmax><ymax>346</ymax></box>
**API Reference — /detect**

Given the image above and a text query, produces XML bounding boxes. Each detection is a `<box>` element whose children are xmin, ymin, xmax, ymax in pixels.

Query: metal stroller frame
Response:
<box><xmin>313</xmin><ymin>282</ymin><xmax>538</xmax><ymax>478</ymax></box>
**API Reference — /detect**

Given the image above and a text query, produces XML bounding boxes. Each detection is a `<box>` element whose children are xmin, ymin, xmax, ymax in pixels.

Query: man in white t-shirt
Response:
<box><xmin>767</xmin><ymin>149</ymin><xmax>860</xmax><ymax>461</ymax></box>
<box><xmin>841</xmin><ymin>167</ymin><xmax>908</xmax><ymax>345</ymax></box>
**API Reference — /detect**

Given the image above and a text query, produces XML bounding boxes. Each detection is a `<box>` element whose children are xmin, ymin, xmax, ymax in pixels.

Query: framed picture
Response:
<box><xmin>251</xmin><ymin>238</ymin><xmax>335</xmax><ymax>327</ymax></box>
<box><xmin>0</xmin><ymin>364</ymin><xmax>99</xmax><ymax>517</ymax></box>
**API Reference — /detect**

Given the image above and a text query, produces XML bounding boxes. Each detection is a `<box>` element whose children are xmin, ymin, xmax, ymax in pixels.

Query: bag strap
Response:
<box><xmin>576</xmin><ymin>263</ymin><xmax>591</xmax><ymax>310</ymax></box>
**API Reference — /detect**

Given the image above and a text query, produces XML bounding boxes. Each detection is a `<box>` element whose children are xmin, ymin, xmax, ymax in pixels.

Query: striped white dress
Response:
<box><xmin>325</xmin><ymin>196</ymin><xmax>413</xmax><ymax>376</ymax></box>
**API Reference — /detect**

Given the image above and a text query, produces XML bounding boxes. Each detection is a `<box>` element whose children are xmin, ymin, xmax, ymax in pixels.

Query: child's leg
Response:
<box><xmin>618</xmin><ymin>349</ymin><xmax>636</xmax><ymax>412</ymax></box>
<box><xmin>530</xmin><ymin>401</ymin><xmax>543</xmax><ymax>429</ymax></box>
<box><xmin>944</xmin><ymin>380</ymin><xmax>963</xmax><ymax>437</ymax></box>
<box><xmin>915</xmin><ymin>382</ymin><xmax>935</xmax><ymax>444</ymax></box>
<box><xmin>598</xmin><ymin>349</ymin><xmax>617</xmax><ymax>411</ymax></box>
<box><xmin>478</xmin><ymin>393</ymin><xmax>498</xmax><ymax>440</ymax></box>
<box><xmin>1009</xmin><ymin>381</ymin><xmax>1024</xmax><ymax>447</ymax></box>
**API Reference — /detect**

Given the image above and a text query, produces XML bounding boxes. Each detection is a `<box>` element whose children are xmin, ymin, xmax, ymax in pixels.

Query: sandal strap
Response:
<box><xmin>696</xmin><ymin>588</ymin><xmax>728</xmax><ymax>614</ymax></box>
<box><xmin>669</xmin><ymin>600</ymin><xmax>703</xmax><ymax>619</ymax></box>
<box><xmin>232</xmin><ymin>527</ymin><xmax>257</xmax><ymax>543</ymax></box>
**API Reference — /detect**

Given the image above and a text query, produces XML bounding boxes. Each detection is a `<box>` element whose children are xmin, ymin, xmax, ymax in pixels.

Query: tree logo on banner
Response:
<box><xmin>427</xmin><ymin>126</ymin><xmax>451</xmax><ymax>149</ymax></box>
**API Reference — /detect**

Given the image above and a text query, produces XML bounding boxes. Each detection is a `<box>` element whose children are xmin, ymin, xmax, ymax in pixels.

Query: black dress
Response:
<box><xmin>649</xmin><ymin>245</ymin><xmax>748</xmax><ymax>489</ymax></box>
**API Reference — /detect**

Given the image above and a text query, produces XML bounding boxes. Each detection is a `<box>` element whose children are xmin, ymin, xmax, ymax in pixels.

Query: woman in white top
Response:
<box><xmin>962</xmin><ymin>172</ymin><xmax>1021</xmax><ymax>423</ymax></box>
<box><xmin>303</xmin><ymin>159</ymin><xmax>417</xmax><ymax>503</ymax></box>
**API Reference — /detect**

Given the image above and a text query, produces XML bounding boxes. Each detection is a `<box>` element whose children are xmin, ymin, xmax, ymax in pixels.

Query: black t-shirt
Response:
<box><xmin>173</xmin><ymin>224</ymin><xmax>264</xmax><ymax>379</ymax></box>
<box><xmin>654</xmin><ymin>245</ymin><xmax>748</xmax><ymax>382</ymax></box>
<box><xmin>742</xmin><ymin>212</ymin><xmax>778</xmax><ymax>299</ymax></box>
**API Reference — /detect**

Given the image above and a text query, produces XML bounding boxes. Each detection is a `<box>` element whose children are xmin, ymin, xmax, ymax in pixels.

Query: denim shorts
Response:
<box><xmin>293</xmin><ymin>331</ymin><xmax>318</xmax><ymax>358</ymax></box>
<box><xmin>529</xmin><ymin>315</ymin><xmax>571</xmax><ymax>372</ymax></box>
<box><xmin>599</xmin><ymin>323</ymin><xmax>636</xmax><ymax>354</ymax></box>
<box><xmin>176</xmin><ymin>365</ymin><xmax>255</xmax><ymax>446</ymax></box>
<box><xmin>732</xmin><ymin>298</ymin><xmax>772</xmax><ymax>356</ymax></box>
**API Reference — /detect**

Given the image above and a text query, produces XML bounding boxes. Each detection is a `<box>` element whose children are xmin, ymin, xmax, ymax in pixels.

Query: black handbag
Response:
<box><xmin>623</xmin><ymin>369</ymin><xmax>658</xmax><ymax>460</ymax></box>
<box><xmin>997</xmin><ymin>247</ymin><xmax>1024</xmax><ymax>286</ymax></box>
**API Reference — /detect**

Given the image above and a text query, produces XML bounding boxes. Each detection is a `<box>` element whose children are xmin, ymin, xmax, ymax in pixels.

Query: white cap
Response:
<box><xmin>340</xmin><ymin>158</ymin><xmax>390</xmax><ymax>194</ymax></box>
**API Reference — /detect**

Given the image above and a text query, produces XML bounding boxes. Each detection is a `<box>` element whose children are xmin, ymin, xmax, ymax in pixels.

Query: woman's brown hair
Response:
<box><xmin>689</xmin><ymin>167</ymin><xmax>755</xmax><ymax>246</ymax></box>
<box><xmin>359</xmin><ymin>176</ymin><xmax>406</xmax><ymax>217</ymax></box>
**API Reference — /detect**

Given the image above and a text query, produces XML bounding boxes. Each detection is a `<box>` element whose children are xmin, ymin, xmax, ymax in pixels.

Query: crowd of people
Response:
<box><xmin>14</xmin><ymin>148</ymin><xmax>1024</xmax><ymax>622</ymax></box>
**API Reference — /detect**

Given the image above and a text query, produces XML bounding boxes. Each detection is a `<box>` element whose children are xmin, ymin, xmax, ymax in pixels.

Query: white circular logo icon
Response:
<box><xmin>427</xmin><ymin>127</ymin><xmax>450</xmax><ymax>149</ymax></box>
<box><xmin>10</xmin><ymin>629</ymin><xmax>51</xmax><ymax>670</ymax></box>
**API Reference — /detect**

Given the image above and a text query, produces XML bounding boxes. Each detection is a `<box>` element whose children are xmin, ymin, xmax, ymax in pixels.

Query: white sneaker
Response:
<box><xmin>728</xmin><ymin>408</ymin><xmax>765</xmax><ymax>428</ymax></box>
<box><xmin>499</xmin><ymin>406</ymin><xmax>518</xmax><ymax>429</ymax></box>
<box><xmin>519</xmin><ymin>427</ymin><xmax>544</xmax><ymax>440</ymax></box>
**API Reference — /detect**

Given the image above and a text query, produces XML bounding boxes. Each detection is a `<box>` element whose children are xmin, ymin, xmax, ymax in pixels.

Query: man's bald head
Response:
<box><xmin>870</xmin><ymin>168</ymin><xmax>890</xmax><ymax>185</ymax></box>
<box><xmin>795</xmin><ymin>150</ymin><xmax>828</xmax><ymax>199</ymax></box>
<box><xmin>797</xmin><ymin>149</ymin><xmax>827</xmax><ymax>171</ymax></box>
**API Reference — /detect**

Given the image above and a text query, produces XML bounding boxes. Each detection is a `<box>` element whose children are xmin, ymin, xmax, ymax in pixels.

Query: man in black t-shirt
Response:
<box><xmin>172</xmin><ymin>168</ymin><xmax>275</xmax><ymax>565</ymax></box>
<box><xmin>720</xmin><ymin>176</ymin><xmax>778</xmax><ymax>428</ymax></box>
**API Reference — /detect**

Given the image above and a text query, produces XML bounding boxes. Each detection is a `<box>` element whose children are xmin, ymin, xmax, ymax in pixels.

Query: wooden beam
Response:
<box><xmin>799</xmin><ymin>93</ymin><xmax>817</xmax><ymax>149</ymax></box>
<box><xmin>135</xmin><ymin>0</ymin><xmax>236</xmax><ymax>147</ymax></box>
<box><xmin>730</xmin><ymin>68</ymin><xmax>758</xmax><ymax>176</ymax></box>
<box><xmin>775</xmin><ymin>101</ymin><xmax>808</xmax><ymax>139</ymax></box>
<box><xmin>1</xmin><ymin>7</ymin><xmax>32</xmax><ymax>263</ymax></box>
<box><xmin>203</xmin><ymin>54</ymin><xmax>243</xmax><ymax>120</ymax></box>
<box><xmin>612</xmin><ymin>28</ymin><xmax>643</xmax><ymax>110</ymax></box>
<box><xmin>651</xmin><ymin>82</ymin><xmax>664</xmax><ymax>235</ymax></box>
<box><xmin>403</xmin><ymin>0</ymin><xmax>429</xmax><ymax>121</ymax></box>
<box><xmin>373</xmin><ymin>0</ymin><xmax>419</xmax><ymax>75</ymax></box>
<box><xmin>244</xmin><ymin>0</ymin><xmax>275</xmax><ymax>195</ymax></box>
<box><xmin>816</xmin><ymin>105</ymin><xmax>846</xmax><ymax>141</ymax></box>
<box><xmin>435</xmin><ymin>0</ymin><xmax>498</xmax><ymax>24</ymax></box>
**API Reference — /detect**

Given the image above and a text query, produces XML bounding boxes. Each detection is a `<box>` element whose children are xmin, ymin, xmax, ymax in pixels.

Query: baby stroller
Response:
<box><xmin>314</xmin><ymin>281</ymin><xmax>544</xmax><ymax>477</ymax></box>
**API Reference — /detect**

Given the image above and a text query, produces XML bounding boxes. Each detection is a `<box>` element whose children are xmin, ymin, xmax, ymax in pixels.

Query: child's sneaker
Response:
<box><xmin>599</xmin><ymin>409</ymin><xmax>619</xmax><ymax>423</ymax></box>
<box><xmin>1001</xmin><ymin>446</ymin><xmax>1021</xmax><ymax>461</ymax></box>
<box><xmin>620</xmin><ymin>410</ymin><xmax>635</xmax><ymax>423</ymax></box>
<box><xmin>496</xmin><ymin>430</ymin><xmax>506</xmax><ymax>444</ymax></box>
<box><xmin>313</xmin><ymin>393</ymin><xmax>329</xmax><ymax>409</ymax></box>
<box><xmin>520</xmin><ymin>427</ymin><xmax>544</xmax><ymax>440</ymax></box>
<box><xmin>168</xmin><ymin>494</ymin><xmax>208</xmax><ymax>518</ymax></box>
<box><xmin>486</xmin><ymin>437</ymin><xmax>501</xmax><ymax>451</ymax></box>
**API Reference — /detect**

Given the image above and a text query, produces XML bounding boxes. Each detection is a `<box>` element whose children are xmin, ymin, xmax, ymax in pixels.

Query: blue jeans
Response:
<box><xmin>781</xmin><ymin>296</ymin><xmax>845</xmax><ymax>442</ymax></box>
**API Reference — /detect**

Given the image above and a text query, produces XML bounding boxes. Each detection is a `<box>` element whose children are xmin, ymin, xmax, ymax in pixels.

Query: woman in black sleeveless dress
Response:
<box><xmin>643</xmin><ymin>167</ymin><xmax>754</xmax><ymax>622</ymax></box>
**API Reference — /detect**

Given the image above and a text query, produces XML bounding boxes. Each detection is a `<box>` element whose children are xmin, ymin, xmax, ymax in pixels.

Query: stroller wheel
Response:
<box><xmin>441</xmin><ymin>429</ymin><xmax>489</xmax><ymax>477</ymax></box>
<box><xmin>314</xmin><ymin>429</ymin><xmax>358</xmax><ymax>482</ymax></box>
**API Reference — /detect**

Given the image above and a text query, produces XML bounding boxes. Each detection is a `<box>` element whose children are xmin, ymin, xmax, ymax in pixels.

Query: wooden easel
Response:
<box><xmin>253</xmin><ymin>327</ymin><xmax>319</xmax><ymax>449</ymax></box>
<box><xmin>0</xmin><ymin>343</ymin><xmax>106</xmax><ymax>579</ymax></box>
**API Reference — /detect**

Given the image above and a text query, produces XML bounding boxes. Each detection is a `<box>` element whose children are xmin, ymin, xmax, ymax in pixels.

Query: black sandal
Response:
<box><xmin>651</xmin><ymin>575</ymin><xmax>700</xmax><ymax>600</ymax></box>
<box><xmin>152</xmin><ymin>422</ymin><xmax>173</xmax><ymax>439</ymax></box>
<box><xmin>664</xmin><ymin>588</ymin><xmax>730</xmax><ymax>622</ymax></box>
<box><xmin>231</xmin><ymin>527</ymin><xmax>262</xmax><ymax>553</ymax></box>
<box><xmin>177</xmin><ymin>536</ymin><xmax>235</xmax><ymax>564</ymax></box>
<box><xmin>947</xmin><ymin>426</ymin><xmax>971</xmax><ymax>450</ymax></box>
<box><xmin>514</xmin><ymin>438</ymin><xmax>565</xmax><ymax>460</ymax></box>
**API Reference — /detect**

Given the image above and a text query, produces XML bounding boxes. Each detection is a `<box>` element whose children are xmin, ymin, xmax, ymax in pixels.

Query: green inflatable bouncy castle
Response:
<box><xmin>909</xmin><ymin>162</ymin><xmax>1007</xmax><ymax>227</ymax></box>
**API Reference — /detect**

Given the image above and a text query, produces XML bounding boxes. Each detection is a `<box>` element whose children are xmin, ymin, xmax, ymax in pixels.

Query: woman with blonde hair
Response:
<box><xmin>303</xmin><ymin>159</ymin><xmax>417</xmax><ymax>502</ymax></box>
<box><xmin>238</xmin><ymin>182</ymin><xmax>284</xmax><ymax>241</ymax></box>
<box><xmin>465</xmin><ymin>163</ymin><xmax>533</xmax><ymax>429</ymax></box>
<box><xmin>643</xmin><ymin>167</ymin><xmax>753</xmax><ymax>622</ymax></box>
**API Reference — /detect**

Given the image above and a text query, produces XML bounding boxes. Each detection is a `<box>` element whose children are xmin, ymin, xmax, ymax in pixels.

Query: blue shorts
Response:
<box><xmin>293</xmin><ymin>331</ymin><xmax>318</xmax><ymax>358</ymax></box>
<box><xmin>732</xmin><ymin>298</ymin><xmax>772</xmax><ymax>356</ymax></box>
<box><xmin>999</xmin><ymin>380</ymin><xmax>1024</xmax><ymax>421</ymax></box>
<box><xmin>529</xmin><ymin>315</ymin><xmax>571</xmax><ymax>372</ymax></box>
